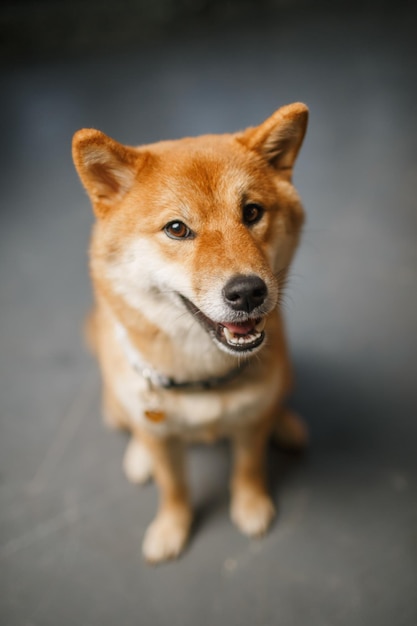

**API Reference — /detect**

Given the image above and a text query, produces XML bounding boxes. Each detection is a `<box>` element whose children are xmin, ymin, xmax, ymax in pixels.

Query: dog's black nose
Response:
<box><xmin>223</xmin><ymin>274</ymin><xmax>268</xmax><ymax>313</ymax></box>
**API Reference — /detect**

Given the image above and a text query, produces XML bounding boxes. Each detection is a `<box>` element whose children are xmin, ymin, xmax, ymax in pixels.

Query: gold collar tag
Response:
<box><xmin>144</xmin><ymin>410</ymin><xmax>166</xmax><ymax>423</ymax></box>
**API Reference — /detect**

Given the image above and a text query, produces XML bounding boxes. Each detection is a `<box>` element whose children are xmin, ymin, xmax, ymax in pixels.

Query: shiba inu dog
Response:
<box><xmin>72</xmin><ymin>103</ymin><xmax>309</xmax><ymax>563</ymax></box>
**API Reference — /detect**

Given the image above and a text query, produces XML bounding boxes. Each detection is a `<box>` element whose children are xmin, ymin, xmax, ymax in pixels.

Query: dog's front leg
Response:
<box><xmin>138</xmin><ymin>429</ymin><xmax>192</xmax><ymax>564</ymax></box>
<box><xmin>230</xmin><ymin>419</ymin><xmax>275</xmax><ymax>537</ymax></box>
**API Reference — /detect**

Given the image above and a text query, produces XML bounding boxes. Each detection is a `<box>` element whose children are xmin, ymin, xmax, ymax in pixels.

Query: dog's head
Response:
<box><xmin>73</xmin><ymin>104</ymin><xmax>308</xmax><ymax>356</ymax></box>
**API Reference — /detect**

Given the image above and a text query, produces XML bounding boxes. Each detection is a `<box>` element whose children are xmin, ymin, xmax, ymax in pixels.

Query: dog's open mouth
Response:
<box><xmin>180</xmin><ymin>296</ymin><xmax>266</xmax><ymax>353</ymax></box>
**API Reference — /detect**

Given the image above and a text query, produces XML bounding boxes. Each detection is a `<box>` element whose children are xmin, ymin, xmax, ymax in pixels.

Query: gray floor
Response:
<box><xmin>1</xmin><ymin>6</ymin><xmax>417</xmax><ymax>626</ymax></box>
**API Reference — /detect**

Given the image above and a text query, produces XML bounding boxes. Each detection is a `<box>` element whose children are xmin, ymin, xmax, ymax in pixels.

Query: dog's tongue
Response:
<box><xmin>222</xmin><ymin>320</ymin><xmax>256</xmax><ymax>336</ymax></box>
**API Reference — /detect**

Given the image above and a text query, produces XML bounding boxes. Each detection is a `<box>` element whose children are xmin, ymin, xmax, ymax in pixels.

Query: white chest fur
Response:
<box><xmin>111</xmin><ymin>321</ymin><xmax>282</xmax><ymax>437</ymax></box>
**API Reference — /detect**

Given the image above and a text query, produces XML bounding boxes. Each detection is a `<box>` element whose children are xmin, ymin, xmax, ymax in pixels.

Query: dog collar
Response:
<box><xmin>115</xmin><ymin>322</ymin><xmax>248</xmax><ymax>392</ymax></box>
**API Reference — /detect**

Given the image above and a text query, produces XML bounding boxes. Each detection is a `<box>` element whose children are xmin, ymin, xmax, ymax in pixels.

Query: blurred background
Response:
<box><xmin>1</xmin><ymin>1</ymin><xmax>416</xmax><ymax>625</ymax></box>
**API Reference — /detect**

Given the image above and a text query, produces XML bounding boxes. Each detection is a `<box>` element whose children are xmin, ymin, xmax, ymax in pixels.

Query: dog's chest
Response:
<box><xmin>107</xmin><ymin>318</ymin><xmax>283</xmax><ymax>436</ymax></box>
<box><xmin>113</xmin><ymin>355</ymin><xmax>279</xmax><ymax>437</ymax></box>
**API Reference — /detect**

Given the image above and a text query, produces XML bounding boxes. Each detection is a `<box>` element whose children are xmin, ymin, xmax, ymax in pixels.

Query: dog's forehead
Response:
<box><xmin>148</xmin><ymin>135</ymin><xmax>267</xmax><ymax>206</ymax></box>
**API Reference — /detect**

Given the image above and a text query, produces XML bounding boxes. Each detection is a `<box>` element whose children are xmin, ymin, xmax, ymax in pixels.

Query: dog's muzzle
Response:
<box><xmin>180</xmin><ymin>274</ymin><xmax>270</xmax><ymax>355</ymax></box>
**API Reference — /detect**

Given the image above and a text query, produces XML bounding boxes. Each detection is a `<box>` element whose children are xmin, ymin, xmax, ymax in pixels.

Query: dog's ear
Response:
<box><xmin>72</xmin><ymin>129</ymin><xmax>144</xmax><ymax>217</ymax></box>
<box><xmin>238</xmin><ymin>103</ymin><xmax>308</xmax><ymax>175</ymax></box>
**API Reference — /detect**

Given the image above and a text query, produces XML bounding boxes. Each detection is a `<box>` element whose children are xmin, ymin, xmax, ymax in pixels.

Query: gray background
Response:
<box><xmin>1</xmin><ymin>2</ymin><xmax>416</xmax><ymax>625</ymax></box>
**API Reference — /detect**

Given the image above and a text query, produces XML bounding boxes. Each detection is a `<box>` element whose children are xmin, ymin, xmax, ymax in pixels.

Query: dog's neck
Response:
<box><xmin>114</xmin><ymin>321</ymin><xmax>248</xmax><ymax>391</ymax></box>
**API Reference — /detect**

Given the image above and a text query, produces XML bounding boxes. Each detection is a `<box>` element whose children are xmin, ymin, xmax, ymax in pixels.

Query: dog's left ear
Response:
<box><xmin>238</xmin><ymin>103</ymin><xmax>308</xmax><ymax>173</ymax></box>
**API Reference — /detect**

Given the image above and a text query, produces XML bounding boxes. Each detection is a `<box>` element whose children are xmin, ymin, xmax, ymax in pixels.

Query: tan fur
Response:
<box><xmin>72</xmin><ymin>103</ymin><xmax>309</xmax><ymax>563</ymax></box>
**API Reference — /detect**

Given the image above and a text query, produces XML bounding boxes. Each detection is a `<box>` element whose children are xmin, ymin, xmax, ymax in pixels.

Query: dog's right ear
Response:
<box><xmin>72</xmin><ymin>129</ymin><xmax>144</xmax><ymax>217</ymax></box>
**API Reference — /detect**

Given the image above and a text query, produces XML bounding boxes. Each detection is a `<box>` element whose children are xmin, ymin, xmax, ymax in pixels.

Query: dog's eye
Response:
<box><xmin>243</xmin><ymin>204</ymin><xmax>264</xmax><ymax>226</ymax></box>
<box><xmin>164</xmin><ymin>221</ymin><xmax>193</xmax><ymax>240</ymax></box>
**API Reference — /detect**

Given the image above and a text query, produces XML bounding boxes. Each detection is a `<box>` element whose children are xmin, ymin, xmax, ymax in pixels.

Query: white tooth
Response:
<box><xmin>223</xmin><ymin>325</ymin><xmax>264</xmax><ymax>347</ymax></box>
<box><xmin>223</xmin><ymin>327</ymin><xmax>241</xmax><ymax>345</ymax></box>
<box><xmin>223</xmin><ymin>327</ymin><xmax>234</xmax><ymax>343</ymax></box>
<box><xmin>255</xmin><ymin>318</ymin><xmax>266</xmax><ymax>332</ymax></box>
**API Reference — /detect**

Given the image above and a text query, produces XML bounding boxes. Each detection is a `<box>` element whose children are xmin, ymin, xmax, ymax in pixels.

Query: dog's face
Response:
<box><xmin>73</xmin><ymin>104</ymin><xmax>308</xmax><ymax>356</ymax></box>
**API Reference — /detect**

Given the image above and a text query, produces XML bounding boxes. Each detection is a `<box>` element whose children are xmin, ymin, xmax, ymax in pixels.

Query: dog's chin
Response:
<box><xmin>180</xmin><ymin>295</ymin><xmax>267</xmax><ymax>356</ymax></box>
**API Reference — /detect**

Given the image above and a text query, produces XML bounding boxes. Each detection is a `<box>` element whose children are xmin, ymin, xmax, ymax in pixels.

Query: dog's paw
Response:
<box><xmin>123</xmin><ymin>438</ymin><xmax>153</xmax><ymax>484</ymax></box>
<box><xmin>231</xmin><ymin>491</ymin><xmax>275</xmax><ymax>537</ymax></box>
<box><xmin>273</xmin><ymin>409</ymin><xmax>309</xmax><ymax>451</ymax></box>
<box><xmin>142</xmin><ymin>509</ymin><xmax>191</xmax><ymax>564</ymax></box>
